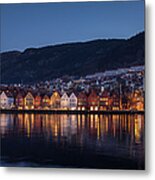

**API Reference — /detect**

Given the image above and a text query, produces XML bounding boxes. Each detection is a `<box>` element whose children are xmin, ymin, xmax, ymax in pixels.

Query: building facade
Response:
<box><xmin>99</xmin><ymin>91</ymin><xmax>110</xmax><ymax>110</ymax></box>
<box><xmin>24</xmin><ymin>92</ymin><xmax>34</xmax><ymax>109</ymax></box>
<box><xmin>88</xmin><ymin>90</ymin><xmax>99</xmax><ymax>111</ymax></box>
<box><xmin>77</xmin><ymin>92</ymin><xmax>88</xmax><ymax>110</ymax></box>
<box><xmin>0</xmin><ymin>91</ymin><xmax>14</xmax><ymax>109</ymax></box>
<box><xmin>41</xmin><ymin>95</ymin><xmax>50</xmax><ymax>109</ymax></box>
<box><xmin>69</xmin><ymin>92</ymin><xmax>77</xmax><ymax>110</ymax></box>
<box><xmin>50</xmin><ymin>91</ymin><xmax>61</xmax><ymax>109</ymax></box>
<box><xmin>16</xmin><ymin>93</ymin><xmax>24</xmax><ymax>109</ymax></box>
<box><xmin>60</xmin><ymin>92</ymin><xmax>70</xmax><ymax>109</ymax></box>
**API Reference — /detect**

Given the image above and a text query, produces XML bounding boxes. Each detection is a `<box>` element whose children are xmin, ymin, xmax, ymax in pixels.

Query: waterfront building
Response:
<box><xmin>50</xmin><ymin>91</ymin><xmax>61</xmax><ymax>109</ymax></box>
<box><xmin>131</xmin><ymin>90</ymin><xmax>144</xmax><ymax>110</ymax></box>
<box><xmin>99</xmin><ymin>91</ymin><xmax>110</xmax><ymax>110</ymax></box>
<box><xmin>121</xmin><ymin>91</ymin><xmax>131</xmax><ymax>110</ymax></box>
<box><xmin>88</xmin><ymin>90</ymin><xmax>99</xmax><ymax>111</ymax></box>
<box><xmin>60</xmin><ymin>92</ymin><xmax>70</xmax><ymax>110</ymax></box>
<box><xmin>111</xmin><ymin>93</ymin><xmax>120</xmax><ymax>110</ymax></box>
<box><xmin>69</xmin><ymin>92</ymin><xmax>77</xmax><ymax>110</ymax></box>
<box><xmin>24</xmin><ymin>92</ymin><xmax>34</xmax><ymax>109</ymax></box>
<box><xmin>0</xmin><ymin>91</ymin><xmax>14</xmax><ymax>109</ymax></box>
<box><xmin>34</xmin><ymin>94</ymin><xmax>42</xmax><ymax>109</ymax></box>
<box><xmin>6</xmin><ymin>92</ymin><xmax>14</xmax><ymax>109</ymax></box>
<box><xmin>41</xmin><ymin>94</ymin><xmax>50</xmax><ymax>109</ymax></box>
<box><xmin>0</xmin><ymin>91</ymin><xmax>8</xmax><ymax>109</ymax></box>
<box><xmin>77</xmin><ymin>92</ymin><xmax>88</xmax><ymax>110</ymax></box>
<box><xmin>16</xmin><ymin>93</ymin><xmax>25</xmax><ymax>109</ymax></box>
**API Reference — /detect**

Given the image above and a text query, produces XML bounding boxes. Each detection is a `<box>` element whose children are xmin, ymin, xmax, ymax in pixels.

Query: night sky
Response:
<box><xmin>1</xmin><ymin>1</ymin><xmax>144</xmax><ymax>52</ymax></box>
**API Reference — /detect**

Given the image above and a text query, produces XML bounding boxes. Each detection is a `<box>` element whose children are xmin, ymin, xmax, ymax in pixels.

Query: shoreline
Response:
<box><xmin>0</xmin><ymin>109</ymin><xmax>144</xmax><ymax>115</ymax></box>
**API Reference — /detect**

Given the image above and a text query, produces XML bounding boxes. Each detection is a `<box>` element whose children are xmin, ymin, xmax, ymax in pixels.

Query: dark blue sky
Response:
<box><xmin>1</xmin><ymin>1</ymin><xmax>144</xmax><ymax>52</ymax></box>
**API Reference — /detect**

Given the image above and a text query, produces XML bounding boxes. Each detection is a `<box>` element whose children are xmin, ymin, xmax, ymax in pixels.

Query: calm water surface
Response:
<box><xmin>0</xmin><ymin>113</ymin><xmax>145</xmax><ymax>169</ymax></box>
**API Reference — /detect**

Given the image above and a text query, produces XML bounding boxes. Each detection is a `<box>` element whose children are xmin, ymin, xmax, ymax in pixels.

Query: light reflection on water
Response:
<box><xmin>0</xmin><ymin>113</ymin><xmax>144</xmax><ymax>169</ymax></box>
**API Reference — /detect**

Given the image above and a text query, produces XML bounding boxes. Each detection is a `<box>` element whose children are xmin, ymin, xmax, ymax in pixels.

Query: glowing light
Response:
<box><xmin>82</xmin><ymin>107</ymin><xmax>85</xmax><ymax>110</ymax></box>
<box><xmin>90</xmin><ymin>106</ymin><xmax>93</xmax><ymax>111</ymax></box>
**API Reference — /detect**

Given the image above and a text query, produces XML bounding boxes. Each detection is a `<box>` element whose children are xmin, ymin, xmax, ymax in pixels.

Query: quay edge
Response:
<box><xmin>0</xmin><ymin>109</ymin><xmax>145</xmax><ymax>115</ymax></box>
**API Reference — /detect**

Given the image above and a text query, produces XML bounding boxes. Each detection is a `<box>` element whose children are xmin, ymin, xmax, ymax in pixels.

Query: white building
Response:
<box><xmin>60</xmin><ymin>92</ymin><xmax>70</xmax><ymax>109</ymax></box>
<box><xmin>69</xmin><ymin>93</ymin><xmax>77</xmax><ymax>110</ymax></box>
<box><xmin>0</xmin><ymin>91</ymin><xmax>14</xmax><ymax>109</ymax></box>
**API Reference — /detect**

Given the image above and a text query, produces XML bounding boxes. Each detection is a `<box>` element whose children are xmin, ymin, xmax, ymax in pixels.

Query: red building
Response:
<box><xmin>34</xmin><ymin>94</ymin><xmax>41</xmax><ymax>109</ymax></box>
<box><xmin>15</xmin><ymin>93</ymin><xmax>25</xmax><ymax>109</ymax></box>
<box><xmin>88</xmin><ymin>90</ymin><xmax>99</xmax><ymax>111</ymax></box>
<box><xmin>41</xmin><ymin>94</ymin><xmax>50</xmax><ymax>109</ymax></box>
<box><xmin>77</xmin><ymin>92</ymin><xmax>88</xmax><ymax>110</ymax></box>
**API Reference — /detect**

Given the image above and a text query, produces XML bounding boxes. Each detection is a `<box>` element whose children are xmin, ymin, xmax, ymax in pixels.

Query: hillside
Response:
<box><xmin>0</xmin><ymin>32</ymin><xmax>145</xmax><ymax>84</ymax></box>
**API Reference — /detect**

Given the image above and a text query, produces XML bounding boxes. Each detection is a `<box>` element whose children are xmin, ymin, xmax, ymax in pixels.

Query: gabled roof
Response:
<box><xmin>0</xmin><ymin>91</ymin><xmax>14</xmax><ymax>98</ymax></box>
<box><xmin>69</xmin><ymin>92</ymin><xmax>78</xmax><ymax>98</ymax></box>
<box><xmin>0</xmin><ymin>91</ymin><xmax>7</xmax><ymax>97</ymax></box>
<box><xmin>24</xmin><ymin>91</ymin><xmax>35</xmax><ymax>99</ymax></box>
<box><xmin>61</xmin><ymin>92</ymin><xmax>69</xmax><ymax>98</ymax></box>
<box><xmin>50</xmin><ymin>91</ymin><xmax>61</xmax><ymax>98</ymax></box>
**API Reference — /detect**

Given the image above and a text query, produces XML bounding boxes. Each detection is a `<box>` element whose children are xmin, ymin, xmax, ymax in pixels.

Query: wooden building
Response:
<box><xmin>60</xmin><ymin>92</ymin><xmax>70</xmax><ymax>110</ymax></box>
<box><xmin>0</xmin><ymin>91</ymin><xmax>14</xmax><ymax>109</ymax></box>
<box><xmin>99</xmin><ymin>91</ymin><xmax>110</xmax><ymax>110</ymax></box>
<box><xmin>16</xmin><ymin>93</ymin><xmax>24</xmax><ymax>109</ymax></box>
<box><xmin>88</xmin><ymin>90</ymin><xmax>99</xmax><ymax>111</ymax></box>
<box><xmin>50</xmin><ymin>91</ymin><xmax>61</xmax><ymax>109</ymax></box>
<box><xmin>130</xmin><ymin>90</ymin><xmax>144</xmax><ymax>110</ymax></box>
<box><xmin>24</xmin><ymin>92</ymin><xmax>34</xmax><ymax>110</ymax></box>
<box><xmin>77</xmin><ymin>92</ymin><xmax>88</xmax><ymax>110</ymax></box>
<box><xmin>41</xmin><ymin>94</ymin><xmax>50</xmax><ymax>109</ymax></box>
<box><xmin>69</xmin><ymin>92</ymin><xmax>77</xmax><ymax>110</ymax></box>
<box><xmin>111</xmin><ymin>93</ymin><xmax>120</xmax><ymax>110</ymax></box>
<box><xmin>34</xmin><ymin>94</ymin><xmax>41</xmax><ymax>109</ymax></box>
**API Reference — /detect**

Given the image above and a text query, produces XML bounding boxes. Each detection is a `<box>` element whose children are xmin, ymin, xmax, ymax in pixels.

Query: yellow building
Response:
<box><xmin>50</xmin><ymin>91</ymin><xmax>61</xmax><ymax>109</ymax></box>
<box><xmin>24</xmin><ymin>92</ymin><xmax>34</xmax><ymax>110</ymax></box>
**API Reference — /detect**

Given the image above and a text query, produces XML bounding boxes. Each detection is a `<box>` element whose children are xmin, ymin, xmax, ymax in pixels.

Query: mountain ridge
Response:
<box><xmin>0</xmin><ymin>31</ymin><xmax>145</xmax><ymax>84</ymax></box>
